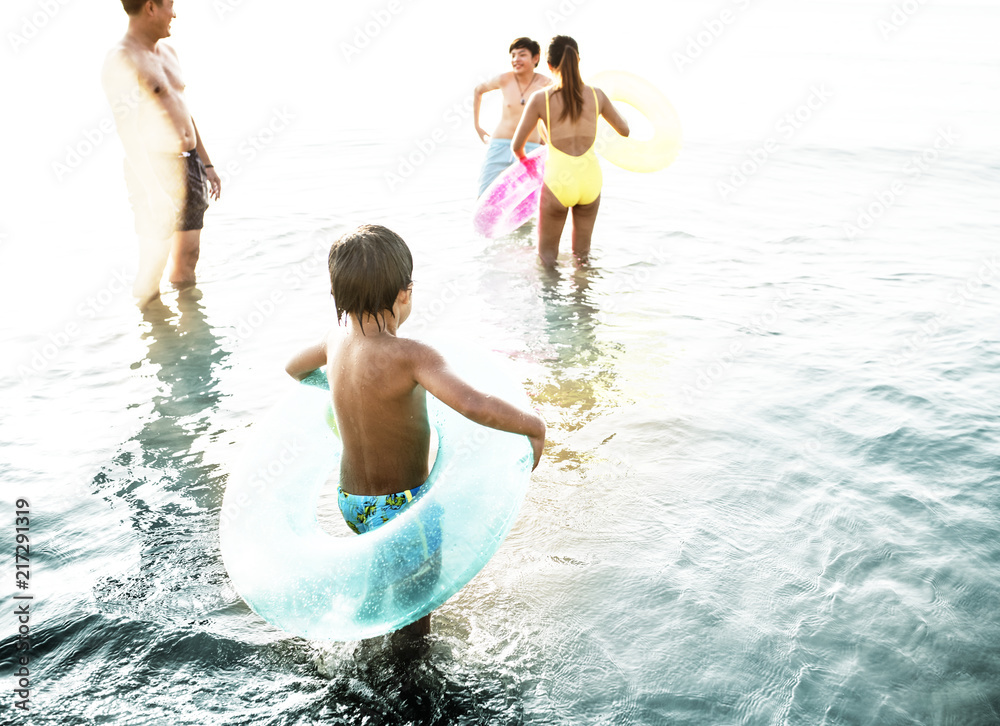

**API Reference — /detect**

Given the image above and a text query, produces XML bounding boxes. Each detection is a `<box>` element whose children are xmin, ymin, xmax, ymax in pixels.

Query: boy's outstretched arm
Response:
<box><xmin>412</xmin><ymin>343</ymin><xmax>546</xmax><ymax>470</ymax></box>
<box><xmin>285</xmin><ymin>340</ymin><xmax>327</xmax><ymax>381</ymax></box>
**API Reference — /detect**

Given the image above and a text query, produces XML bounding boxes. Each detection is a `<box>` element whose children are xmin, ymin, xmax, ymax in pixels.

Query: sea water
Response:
<box><xmin>1</xmin><ymin>0</ymin><xmax>999</xmax><ymax>723</ymax></box>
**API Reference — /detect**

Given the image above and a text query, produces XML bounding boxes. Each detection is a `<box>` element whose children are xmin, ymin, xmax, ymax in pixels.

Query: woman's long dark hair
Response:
<box><xmin>547</xmin><ymin>35</ymin><xmax>584</xmax><ymax>122</ymax></box>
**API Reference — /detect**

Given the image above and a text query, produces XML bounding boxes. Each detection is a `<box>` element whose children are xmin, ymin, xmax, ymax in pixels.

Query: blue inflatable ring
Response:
<box><xmin>220</xmin><ymin>349</ymin><xmax>534</xmax><ymax>641</ymax></box>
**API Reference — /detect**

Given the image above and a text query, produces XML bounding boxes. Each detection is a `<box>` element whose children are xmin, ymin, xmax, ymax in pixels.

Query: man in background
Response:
<box><xmin>473</xmin><ymin>37</ymin><xmax>551</xmax><ymax>197</ymax></box>
<box><xmin>102</xmin><ymin>0</ymin><xmax>221</xmax><ymax>307</ymax></box>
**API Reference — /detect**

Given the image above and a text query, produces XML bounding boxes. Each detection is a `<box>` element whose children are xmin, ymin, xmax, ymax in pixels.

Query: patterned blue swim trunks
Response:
<box><xmin>338</xmin><ymin>485</ymin><xmax>424</xmax><ymax>534</ymax></box>
<box><xmin>339</xmin><ymin>483</ymin><xmax>443</xmax><ymax>613</ymax></box>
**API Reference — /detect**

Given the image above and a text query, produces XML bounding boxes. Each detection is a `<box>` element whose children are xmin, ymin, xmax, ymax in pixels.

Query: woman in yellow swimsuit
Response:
<box><xmin>512</xmin><ymin>35</ymin><xmax>630</xmax><ymax>267</ymax></box>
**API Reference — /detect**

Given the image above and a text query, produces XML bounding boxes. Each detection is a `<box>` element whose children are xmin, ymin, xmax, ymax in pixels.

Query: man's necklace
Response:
<box><xmin>516</xmin><ymin>72</ymin><xmax>536</xmax><ymax>105</ymax></box>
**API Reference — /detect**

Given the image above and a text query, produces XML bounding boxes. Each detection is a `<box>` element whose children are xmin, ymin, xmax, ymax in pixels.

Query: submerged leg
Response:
<box><xmin>169</xmin><ymin>228</ymin><xmax>201</xmax><ymax>288</ymax></box>
<box><xmin>387</xmin><ymin>614</ymin><xmax>432</xmax><ymax>661</ymax></box>
<box><xmin>537</xmin><ymin>185</ymin><xmax>569</xmax><ymax>268</ymax></box>
<box><xmin>569</xmin><ymin>193</ymin><xmax>601</xmax><ymax>265</ymax></box>
<box><xmin>402</xmin><ymin>614</ymin><xmax>431</xmax><ymax>638</ymax></box>
<box><xmin>134</xmin><ymin>234</ymin><xmax>173</xmax><ymax>307</ymax></box>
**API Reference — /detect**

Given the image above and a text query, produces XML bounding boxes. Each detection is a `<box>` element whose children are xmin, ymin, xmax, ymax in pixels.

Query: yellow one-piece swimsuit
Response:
<box><xmin>543</xmin><ymin>86</ymin><xmax>603</xmax><ymax>207</ymax></box>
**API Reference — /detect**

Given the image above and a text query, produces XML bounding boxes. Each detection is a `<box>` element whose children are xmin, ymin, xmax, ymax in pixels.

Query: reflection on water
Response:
<box><xmin>91</xmin><ymin>287</ymin><xmax>232</xmax><ymax>619</ymax></box>
<box><xmin>128</xmin><ymin>289</ymin><xmax>227</xmax><ymax>496</ymax></box>
<box><xmin>477</xmin><ymin>241</ymin><xmax>625</xmax><ymax>470</ymax></box>
<box><xmin>536</xmin><ymin>265</ymin><xmax>623</xmax><ymax>431</ymax></box>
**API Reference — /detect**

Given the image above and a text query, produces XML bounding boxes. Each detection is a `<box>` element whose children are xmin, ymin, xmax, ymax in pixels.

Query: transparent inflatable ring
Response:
<box><xmin>220</xmin><ymin>349</ymin><xmax>534</xmax><ymax>641</ymax></box>
<box><xmin>590</xmin><ymin>70</ymin><xmax>683</xmax><ymax>173</ymax></box>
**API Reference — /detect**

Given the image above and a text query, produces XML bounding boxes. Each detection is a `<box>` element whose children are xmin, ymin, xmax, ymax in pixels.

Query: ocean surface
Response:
<box><xmin>2</xmin><ymin>0</ymin><xmax>999</xmax><ymax>724</ymax></box>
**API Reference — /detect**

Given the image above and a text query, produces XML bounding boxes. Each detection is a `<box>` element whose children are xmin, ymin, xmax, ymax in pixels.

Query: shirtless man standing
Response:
<box><xmin>473</xmin><ymin>37</ymin><xmax>550</xmax><ymax>197</ymax></box>
<box><xmin>102</xmin><ymin>0</ymin><xmax>221</xmax><ymax>308</ymax></box>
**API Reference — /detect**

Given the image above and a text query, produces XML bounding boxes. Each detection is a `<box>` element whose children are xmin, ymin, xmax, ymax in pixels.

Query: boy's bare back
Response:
<box><xmin>326</xmin><ymin>330</ymin><xmax>432</xmax><ymax>497</ymax></box>
<box><xmin>286</xmin><ymin>224</ymin><xmax>545</xmax><ymax>502</ymax></box>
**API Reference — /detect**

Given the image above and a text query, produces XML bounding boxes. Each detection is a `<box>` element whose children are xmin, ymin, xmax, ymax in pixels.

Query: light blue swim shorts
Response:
<box><xmin>477</xmin><ymin>139</ymin><xmax>541</xmax><ymax>197</ymax></box>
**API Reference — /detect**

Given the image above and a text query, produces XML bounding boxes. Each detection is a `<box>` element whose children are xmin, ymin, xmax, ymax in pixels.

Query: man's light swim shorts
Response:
<box><xmin>478</xmin><ymin>138</ymin><xmax>541</xmax><ymax>197</ymax></box>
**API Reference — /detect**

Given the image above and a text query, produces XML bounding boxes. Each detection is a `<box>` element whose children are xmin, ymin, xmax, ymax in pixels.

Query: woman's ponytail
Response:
<box><xmin>548</xmin><ymin>36</ymin><xmax>584</xmax><ymax>122</ymax></box>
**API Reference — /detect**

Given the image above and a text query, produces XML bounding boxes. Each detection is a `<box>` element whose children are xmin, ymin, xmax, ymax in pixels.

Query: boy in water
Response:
<box><xmin>285</xmin><ymin>224</ymin><xmax>546</xmax><ymax>636</ymax></box>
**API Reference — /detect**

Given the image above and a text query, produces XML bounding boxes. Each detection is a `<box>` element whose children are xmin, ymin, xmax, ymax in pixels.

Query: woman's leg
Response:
<box><xmin>569</xmin><ymin>193</ymin><xmax>601</xmax><ymax>264</ymax></box>
<box><xmin>537</xmin><ymin>185</ymin><xmax>569</xmax><ymax>267</ymax></box>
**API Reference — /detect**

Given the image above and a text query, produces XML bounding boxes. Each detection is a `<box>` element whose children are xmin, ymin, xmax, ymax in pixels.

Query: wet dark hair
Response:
<box><xmin>509</xmin><ymin>37</ymin><xmax>541</xmax><ymax>67</ymax></box>
<box><xmin>121</xmin><ymin>0</ymin><xmax>162</xmax><ymax>16</ymax></box>
<box><xmin>328</xmin><ymin>225</ymin><xmax>413</xmax><ymax>334</ymax></box>
<box><xmin>547</xmin><ymin>35</ymin><xmax>584</xmax><ymax>122</ymax></box>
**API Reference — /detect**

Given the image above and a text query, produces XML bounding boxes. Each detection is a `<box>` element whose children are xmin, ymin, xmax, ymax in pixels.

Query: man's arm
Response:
<box><xmin>161</xmin><ymin>41</ymin><xmax>221</xmax><ymax>201</ymax></box>
<box><xmin>473</xmin><ymin>75</ymin><xmax>502</xmax><ymax>144</ymax></box>
<box><xmin>285</xmin><ymin>340</ymin><xmax>327</xmax><ymax>380</ymax></box>
<box><xmin>511</xmin><ymin>91</ymin><xmax>545</xmax><ymax>159</ymax></box>
<box><xmin>192</xmin><ymin>119</ymin><xmax>222</xmax><ymax>200</ymax></box>
<box><xmin>101</xmin><ymin>49</ymin><xmax>177</xmax><ymax>230</ymax></box>
<box><xmin>411</xmin><ymin>342</ymin><xmax>545</xmax><ymax>469</ymax></box>
<box><xmin>102</xmin><ymin>50</ymin><xmax>162</xmax><ymax>194</ymax></box>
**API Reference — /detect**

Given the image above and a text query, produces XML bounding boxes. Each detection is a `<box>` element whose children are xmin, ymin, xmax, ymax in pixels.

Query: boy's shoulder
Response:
<box><xmin>392</xmin><ymin>335</ymin><xmax>440</xmax><ymax>362</ymax></box>
<box><xmin>391</xmin><ymin>337</ymin><xmax>455</xmax><ymax>378</ymax></box>
<box><xmin>328</xmin><ymin>330</ymin><xmax>441</xmax><ymax>366</ymax></box>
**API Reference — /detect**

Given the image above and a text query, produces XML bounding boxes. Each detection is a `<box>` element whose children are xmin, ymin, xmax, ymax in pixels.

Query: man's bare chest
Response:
<box><xmin>136</xmin><ymin>51</ymin><xmax>185</xmax><ymax>98</ymax></box>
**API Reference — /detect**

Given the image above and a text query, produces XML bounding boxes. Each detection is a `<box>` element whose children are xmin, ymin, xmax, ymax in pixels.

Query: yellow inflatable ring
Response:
<box><xmin>589</xmin><ymin>71</ymin><xmax>682</xmax><ymax>173</ymax></box>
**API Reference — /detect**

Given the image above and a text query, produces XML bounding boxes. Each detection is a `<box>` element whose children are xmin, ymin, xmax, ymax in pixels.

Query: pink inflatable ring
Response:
<box><xmin>473</xmin><ymin>146</ymin><xmax>547</xmax><ymax>239</ymax></box>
